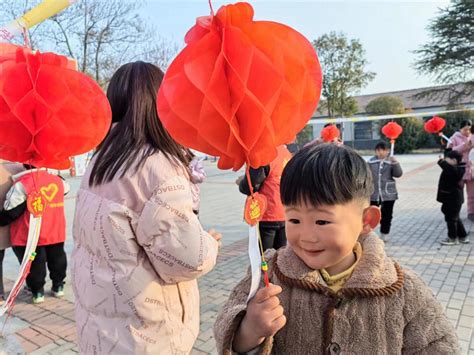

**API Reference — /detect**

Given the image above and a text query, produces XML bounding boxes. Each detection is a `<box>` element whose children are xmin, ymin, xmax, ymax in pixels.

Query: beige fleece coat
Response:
<box><xmin>72</xmin><ymin>151</ymin><xmax>218</xmax><ymax>354</ymax></box>
<box><xmin>214</xmin><ymin>233</ymin><xmax>459</xmax><ymax>355</ymax></box>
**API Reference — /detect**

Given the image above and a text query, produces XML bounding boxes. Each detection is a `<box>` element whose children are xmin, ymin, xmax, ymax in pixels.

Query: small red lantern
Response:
<box><xmin>381</xmin><ymin>121</ymin><xmax>403</xmax><ymax>156</ymax></box>
<box><xmin>321</xmin><ymin>124</ymin><xmax>340</xmax><ymax>142</ymax></box>
<box><xmin>381</xmin><ymin>122</ymin><xmax>403</xmax><ymax>140</ymax></box>
<box><xmin>424</xmin><ymin>116</ymin><xmax>446</xmax><ymax>134</ymax></box>
<box><xmin>0</xmin><ymin>44</ymin><xmax>111</xmax><ymax>169</ymax></box>
<box><xmin>424</xmin><ymin>116</ymin><xmax>451</xmax><ymax>145</ymax></box>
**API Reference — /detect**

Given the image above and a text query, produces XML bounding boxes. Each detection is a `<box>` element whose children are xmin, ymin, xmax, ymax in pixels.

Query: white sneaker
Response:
<box><xmin>52</xmin><ymin>285</ymin><xmax>64</xmax><ymax>298</ymax></box>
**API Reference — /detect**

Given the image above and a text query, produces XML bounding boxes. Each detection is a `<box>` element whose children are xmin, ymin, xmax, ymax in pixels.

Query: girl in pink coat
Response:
<box><xmin>72</xmin><ymin>62</ymin><xmax>221</xmax><ymax>354</ymax></box>
<box><xmin>448</xmin><ymin>120</ymin><xmax>474</xmax><ymax>222</ymax></box>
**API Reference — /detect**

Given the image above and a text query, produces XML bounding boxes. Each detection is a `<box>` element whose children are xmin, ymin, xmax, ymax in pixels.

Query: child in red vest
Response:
<box><xmin>0</xmin><ymin>165</ymin><xmax>69</xmax><ymax>304</ymax></box>
<box><xmin>238</xmin><ymin>145</ymin><xmax>292</xmax><ymax>251</ymax></box>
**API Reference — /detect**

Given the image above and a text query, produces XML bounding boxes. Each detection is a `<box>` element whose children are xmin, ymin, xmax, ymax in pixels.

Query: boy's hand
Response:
<box><xmin>233</xmin><ymin>284</ymin><xmax>286</xmax><ymax>352</ymax></box>
<box><xmin>389</xmin><ymin>156</ymin><xmax>398</xmax><ymax>163</ymax></box>
<box><xmin>245</xmin><ymin>284</ymin><xmax>286</xmax><ymax>337</ymax></box>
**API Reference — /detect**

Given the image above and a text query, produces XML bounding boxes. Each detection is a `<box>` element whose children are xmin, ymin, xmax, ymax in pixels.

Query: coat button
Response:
<box><xmin>328</xmin><ymin>342</ymin><xmax>341</xmax><ymax>355</ymax></box>
<box><xmin>334</xmin><ymin>297</ymin><xmax>343</xmax><ymax>309</ymax></box>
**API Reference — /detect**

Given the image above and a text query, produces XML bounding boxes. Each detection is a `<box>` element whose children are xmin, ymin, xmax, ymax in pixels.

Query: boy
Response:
<box><xmin>215</xmin><ymin>144</ymin><xmax>458</xmax><ymax>354</ymax></box>
<box><xmin>368</xmin><ymin>141</ymin><xmax>403</xmax><ymax>242</ymax></box>
<box><xmin>0</xmin><ymin>165</ymin><xmax>69</xmax><ymax>303</ymax></box>
<box><xmin>437</xmin><ymin>150</ymin><xmax>470</xmax><ymax>245</ymax></box>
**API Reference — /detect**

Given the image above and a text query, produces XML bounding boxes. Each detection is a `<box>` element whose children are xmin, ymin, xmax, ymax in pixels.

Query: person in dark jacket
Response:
<box><xmin>437</xmin><ymin>150</ymin><xmax>470</xmax><ymax>245</ymax></box>
<box><xmin>368</xmin><ymin>142</ymin><xmax>403</xmax><ymax>242</ymax></box>
<box><xmin>236</xmin><ymin>145</ymin><xmax>292</xmax><ymax>252</ymax></box>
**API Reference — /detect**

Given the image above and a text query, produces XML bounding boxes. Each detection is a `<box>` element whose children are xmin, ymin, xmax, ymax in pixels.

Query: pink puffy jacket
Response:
<box><xmin>72</xmin><ymin>151</ymin><xmax>218</xmax><ymax>354</ymax></box>
<box><xmin>449</xmin><ymin>131</ymin><xmax>474</xmax><ymax>181</ymax></box>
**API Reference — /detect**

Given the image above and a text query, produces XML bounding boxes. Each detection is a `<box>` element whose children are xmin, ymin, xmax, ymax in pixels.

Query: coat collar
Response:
<box><xmin>274</xmin><ymin>232</ymin><xmax>404</xmax><ymax>296</ymax></box>
<box><xmin>11</xmin><ymin>168</ymin><xmax>47</xmax><ymax>182</ymax></box>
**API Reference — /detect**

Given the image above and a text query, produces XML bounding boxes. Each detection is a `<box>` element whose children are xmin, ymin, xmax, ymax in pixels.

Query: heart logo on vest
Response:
<box><xmin>40</xmin><ymin>183</ymin><xmax>59</xmax><ymax>202</ymax></box>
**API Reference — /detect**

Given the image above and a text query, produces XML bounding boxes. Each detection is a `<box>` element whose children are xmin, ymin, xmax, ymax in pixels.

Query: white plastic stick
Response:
<box><xmin>247</xmin><ymin>225</ymin><xmax>262</xmax><ymax>302</ymax></box>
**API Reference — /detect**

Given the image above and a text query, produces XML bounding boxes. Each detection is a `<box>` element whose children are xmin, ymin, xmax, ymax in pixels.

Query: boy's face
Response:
<box><xmin>284</xmin><ymin>200</ymin><xmax>379</xmax><ymax>273</ymax></box>
<box><xmin>375</xmin><ymin>148</ymin><xmax>389</xmax><ymax>160</ymax></box>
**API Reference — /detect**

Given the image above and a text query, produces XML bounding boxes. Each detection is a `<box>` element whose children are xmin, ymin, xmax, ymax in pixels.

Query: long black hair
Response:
<box><xmin>89</xmin><ymin>61</ymin><xmax>193</xmax><ymax>186</ymax></box>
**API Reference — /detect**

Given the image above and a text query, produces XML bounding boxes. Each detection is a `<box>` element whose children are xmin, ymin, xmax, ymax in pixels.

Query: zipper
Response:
<box><xmin>378</xmin><ymin>160</ymin><xmax>384</xmax><ymax>202</ymax></box>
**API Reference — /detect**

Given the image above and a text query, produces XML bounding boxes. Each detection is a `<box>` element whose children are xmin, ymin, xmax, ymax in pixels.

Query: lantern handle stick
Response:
<box><xmin>245</xmin><ymin>166</ymin><xmax>270</xmax><ymax>289</ymax></box>
<box><xmin>438</xmin><ymin>132</ymin><xmax>452</xmax><ymax>144</ymax></box>
<box><xmin>390</xmin><ymin>139</ymin><xmax>395</xmax><ymax>157</ymax></box>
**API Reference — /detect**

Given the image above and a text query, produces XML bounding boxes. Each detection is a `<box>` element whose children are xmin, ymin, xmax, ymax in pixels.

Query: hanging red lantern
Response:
<box><xmin>0</xmin><ymin>44</ymin><xmax>111</xmax><ymax>169</ymax></box>
<box><xmin>424</xmin><ymin>115</ymin><xmax>452</xmax><ymax>145</ymax></box>
<box><xmin>157</xmin><ymin>2</ymin><xmax>322</xmax><ymax>170</ymax></box>
<box><xmin>381</xmin><ymin>122</ymin><xmax>403</xmax><ymax>140</ymax></box>
<box><xmin>381</xmin><ymin>121</ymin><xmax>403</xmax><ymax>156</ymax></box>
<box><xmin>424</xmin><ymin>116</ymin><xmax>446</xmax><ymax>134</ymax></box>
<box><xmin>320</xmin><ymin>124</ymin><xmax>340</xmax><ymax>142</ymax></box>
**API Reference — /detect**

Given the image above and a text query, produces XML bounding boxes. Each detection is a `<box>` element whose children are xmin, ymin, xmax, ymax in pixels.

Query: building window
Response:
<box><xmin>354</xmin><ymin>121</ymin><xmax>373</xmax><ymax>140</ymax></box>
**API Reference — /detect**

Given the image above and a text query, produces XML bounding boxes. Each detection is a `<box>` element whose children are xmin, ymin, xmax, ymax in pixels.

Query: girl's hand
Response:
<box><xmin>208</xmin><ymin>228</ymin><xmax>222</xmax><ymax>248</ymax></box>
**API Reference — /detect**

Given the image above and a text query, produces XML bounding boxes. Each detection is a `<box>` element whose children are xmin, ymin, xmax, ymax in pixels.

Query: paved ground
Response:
<box><xmin>0</xmin><ymin>154</ymin><xmax>472</xmax><ymax>354</ymax></box>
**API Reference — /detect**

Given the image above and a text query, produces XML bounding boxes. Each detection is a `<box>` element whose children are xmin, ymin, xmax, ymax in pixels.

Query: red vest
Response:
<box><xmin>10</xmin><ymin>171</ymin><xmax>66</xmax><ymax>246</ymax></box>
<box><xmin>259</xmin><ymin>146</ymin><xmax>292</xmax><ymax>222</ymax></box>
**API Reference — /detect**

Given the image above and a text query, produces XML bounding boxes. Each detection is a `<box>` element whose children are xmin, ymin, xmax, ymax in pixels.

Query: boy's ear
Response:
<box><xmin>362</xmin><ymin>206</ymin><xmax>381</xmax><ymax>234</ymax></box>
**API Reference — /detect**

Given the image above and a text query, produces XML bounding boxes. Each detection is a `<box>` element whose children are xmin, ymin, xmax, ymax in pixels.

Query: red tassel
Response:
<box><xmin>263</xmin><ymin>270</ymin><xmax>270</xmax><ymax>287</ymax></box>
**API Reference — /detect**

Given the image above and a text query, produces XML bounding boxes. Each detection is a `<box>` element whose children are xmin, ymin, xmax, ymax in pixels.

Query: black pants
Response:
<box><xmin>441</xmin><ymin>203</ymin><xmax>467</xmax><ymax>240</ymax></box>
<box><xmin>259</xmin><ymin>222</ymin><xmax>287</xmax><ymax>252</ymax></box>
<box><xmin>371</xmin><ymin>200</ymin><xmax>395</xmax><ymax>234</ymax></box>
<box><xmin>12</xmin><ymin>242</ymin><xmax>67</xmax><ymax>294</ymax></box>
<box><xmin>0</xmin><ymin>249</ymin><xmax>4</xmax><ymax>297</ymax></box>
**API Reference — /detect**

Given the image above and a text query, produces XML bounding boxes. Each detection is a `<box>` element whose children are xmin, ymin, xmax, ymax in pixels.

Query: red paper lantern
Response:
<box><xmin>424</xmin><ymin>116</ymin><xmax>446</xmax><ymax>134</ymax></box>
<box><xmin>157</xmin><ymin>2</ymin><xmax>322</xmax><ymax>170</ymax></box>
<box><xmin>321</xmin><ymin>124</ymin><xmax>340</xmax><ymax>142</ymax></box>
<box><xmin>0</xmin><ymin>44</ymin><xmax>111</xmax><ymax>169</ymax></box>
<box><xmin>381</xmin><ymin>122</ymin><xmax>403</xmax><ymax>140</ymax></box>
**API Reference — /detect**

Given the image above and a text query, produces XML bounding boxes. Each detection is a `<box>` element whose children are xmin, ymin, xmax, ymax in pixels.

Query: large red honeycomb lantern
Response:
<box><xmin>157</xmin><ymin>2</ymin><xmax>322</xmax><ymax>170</ymax></box>
<box><xmin>0</xmin><ymin>44</ymin><xmax>111</xmax><ymax>169</ymax></box>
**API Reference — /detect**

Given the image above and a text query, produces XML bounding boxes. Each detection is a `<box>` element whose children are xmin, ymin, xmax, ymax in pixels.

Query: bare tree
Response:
<box><xmin>0</xmin><ymin>0</ymin><xmax>180</xmax><ymax>87</ymax></box>
<box><xmin>0</xmin><ymin>0</ymin><xmax>44</xmax><ymax>49</ymax></box>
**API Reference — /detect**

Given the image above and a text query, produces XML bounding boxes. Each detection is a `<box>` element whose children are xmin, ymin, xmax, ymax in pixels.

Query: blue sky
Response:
<box><xmin>141</xmin><ymin>0</ymin><xmax>450</xmax><ymax>95</ymax></box>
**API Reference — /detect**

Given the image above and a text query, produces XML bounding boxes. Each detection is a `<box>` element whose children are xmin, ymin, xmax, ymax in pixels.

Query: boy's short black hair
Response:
<box><xmin>281</xmin><ymin>144</ymin><xmax>373</xmax><ymax>207</ymax></box>
<box><xmin>446</xmin><ymin>150</ymin><xmax>463</xmax><ymax>164</ymax></box>
<box><xmin>375</xmin><ymin>142</ymin><xmax>388</xmax><ymax>151</ymax></box>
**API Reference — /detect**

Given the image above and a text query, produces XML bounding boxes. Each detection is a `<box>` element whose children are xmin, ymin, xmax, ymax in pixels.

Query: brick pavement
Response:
<box><xmin>0</xmin><ymin>155</ymin><xmax>472</xmax><ymax>354</ymax></box>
